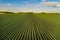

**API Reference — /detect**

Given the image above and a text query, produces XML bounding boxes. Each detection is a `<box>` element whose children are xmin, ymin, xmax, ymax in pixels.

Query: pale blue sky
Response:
<box><xmin>0</xmin><ymin>0</ymin><xmax>60</xmax><ymax>13</ymax></box>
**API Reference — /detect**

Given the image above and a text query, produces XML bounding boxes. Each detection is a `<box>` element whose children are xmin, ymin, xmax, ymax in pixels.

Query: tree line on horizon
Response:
<box><xmin>0</xmin><ymin>11</ymin><xmax>60</xmax><ymax>14</ymax></box>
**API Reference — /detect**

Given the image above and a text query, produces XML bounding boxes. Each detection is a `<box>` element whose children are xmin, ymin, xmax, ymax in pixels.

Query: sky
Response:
<box><xmin>0</xmin><ymin>0</ymin><xmax>60</xmax><ymax>13</ymax></box>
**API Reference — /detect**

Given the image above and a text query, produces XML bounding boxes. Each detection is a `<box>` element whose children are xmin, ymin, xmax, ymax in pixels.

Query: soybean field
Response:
<box><xmin>0</xmin><ymin>13</ymin><xmax>60</xmax><ymax>40</ymax></box>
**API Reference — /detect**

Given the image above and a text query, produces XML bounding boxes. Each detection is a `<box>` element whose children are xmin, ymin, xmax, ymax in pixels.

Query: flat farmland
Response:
<box><xmin>0</xmin><ymin>13</ymin><xmax>60</xmax><ymax>40</ymax></box>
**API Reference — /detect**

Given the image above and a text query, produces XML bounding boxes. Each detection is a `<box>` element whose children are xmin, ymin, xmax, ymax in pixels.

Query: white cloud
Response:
<box><xmin>6</xmin><ymin>3</ymin><xmax>12</xmax><ymax>6</ymax></box>
<box><xmin>57</xmin><ymin>4</ymin><xmax>60</xmax><ymax>7</ymax></box>
<box><xmin>42</xmin><ymin>0</ymin><xmax>46</xmax><ymax>1</ymax></box>
<box><xmin>38</xmin><ymin>0</ymin><xmax>60</xmax><ymax>7</ymax></box>
<box><xmin>45</xmin><ymin>2</ymin><xmax>60</xmax><ymax>7</ymax></box>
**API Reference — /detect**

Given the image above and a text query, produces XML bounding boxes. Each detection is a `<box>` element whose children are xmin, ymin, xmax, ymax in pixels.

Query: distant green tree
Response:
<box><xmin>4</xmin><ymin>12</ymin><xmax>14</xmax><ymax>14</ymax></box>
<box><xmin>41</xmin><ymin>12</ymin><xmax>46</xmax><ymax>14</ymax></box>
<box><xmin>18</xmin><ymin>12</ymin><xmax>24</xmax><ymax>14</ymax></box>
<box><xmin>57</xmin><ymin>13</ymin><xmax>59</xmax><ymax>14</ymax></box>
